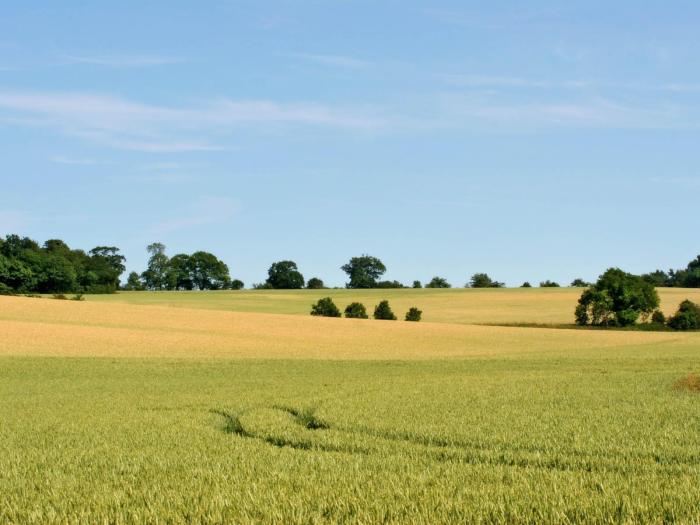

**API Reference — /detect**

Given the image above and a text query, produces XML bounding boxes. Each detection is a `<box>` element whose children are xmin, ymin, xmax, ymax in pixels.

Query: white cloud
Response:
<box><xmin>0</xmin><ymin>90</ymin><xmax>386</xmax><ymax>152</ymax></box>
<box><xmin>58</xmin><ymin>54</ymin><xmax>185</xmax><ymax>67</ymax></box>
<box><xmin>291</xmin><ymin>53</ymin><xmax>370</xmax><ymax>69</ymax></box>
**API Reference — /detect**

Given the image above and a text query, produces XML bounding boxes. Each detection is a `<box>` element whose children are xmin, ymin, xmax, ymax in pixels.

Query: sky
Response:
<box><xmin>1</xmin><ymin>1</ymin><xmax>699</xmax><ymax>287</ymax></box>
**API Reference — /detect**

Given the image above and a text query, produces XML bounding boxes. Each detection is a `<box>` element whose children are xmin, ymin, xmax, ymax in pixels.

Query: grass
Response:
<box><xmin>83</xmin><ymin>286</ymin><xmax>700</xmax><ymax>325</ymax></box>
<box><xmin>2</xmin><ymin>291</ymin><xmax>700</xmax><ymax>523</ymax></box>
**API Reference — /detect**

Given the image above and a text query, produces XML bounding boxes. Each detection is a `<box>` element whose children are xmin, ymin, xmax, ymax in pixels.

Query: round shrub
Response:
<box><xmin>306</xmin><ymin>277</ymin><xmax>325</xmax><ymax>289</ymax></box>
<box><xmin>405</xmin><ymin>307</ymin><xmax>422</xmax><ymax>322</ymax></box>
<box><xmin>651</xmin><ymin>310</ymin><xmax>666</xmax><ymax>325</ymax></box>
<box><xmin>310</xmin><ymin>297</ymin><xmax>341</xmax><ymax>318</ymax></box>
<box><xmin>373</xmin><ymin>300</ymin><xmax>397</xmax><ymax>320</ymax></box>
<box><xmin>667</xmin><ymin>300</ymin><xmax>700</xmax><ymax>330</ymax></box>
<box><xmin>344</xmin><ymin>302</ymin><xmax>368</xmax><ymax>319</ymax></box>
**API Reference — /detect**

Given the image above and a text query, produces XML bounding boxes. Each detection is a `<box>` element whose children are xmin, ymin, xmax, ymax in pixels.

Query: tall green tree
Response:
<box><xmin>468</xmin><ymin>273</ymin><xmax>504</xmax><ymax>288</ymax></box>
<box><xmin>189</xmin><ymin>251</ymin><xmax>230</xmax><ymax>290</ymax></box>
<box><xmin>341</xmin><ymin>255</ymin><xmax>386</xmax><ymax>289</ymax></box>
<box><xmin>575</xmin><ymin>268</ymin><xmax>659</xmax><ymax>327</ymax></box>
<box><xmin>426</xmin><ymin>276</ymin><xmax>451</xmax><ymax>288</ymax></box>
<box><xmin>266</xmin><ymin>260</ymin><xmax>305</xmax><ymax>289</ymax></box>
<box><xmin>141</xmin><ymin>243</ymin><xmax>170</xmax><ymax>290</ymax></box>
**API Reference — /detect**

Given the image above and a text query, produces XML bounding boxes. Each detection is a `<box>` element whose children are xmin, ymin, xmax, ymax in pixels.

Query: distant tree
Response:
<box><xmin>641</xmin><ymin>270</ymin><xmax>672</xmax><ymax>287</ymax></box>
<box><xmin>412</xmin><ymin>280</ymin><xmax>422</xmax><ymax>289</ymax></box>
<box><xmin>341</xmin><ymin>255</ymin><xmax>386</xmax><ymax>289</ymax></box>
<box><xmin>86</xmin><ymin>246</ymin><xmax>126</xmax><ymax>292</ymax></box>
<box><xmin>141</xmin><ymin>243</ymin><xmax>169</xmax><ymax>290</ymax></box>
<box><xmin>306</xmin><ymin>277</ymin><xmax>325</xmax><ymax>289</ymax></box>
<box><xmin>165</xmin><ymin>253</ymin><xmax>193</xmax><ymax>290</ymax></box>
<box><xmin>373</xmin><ymin>300</ymin><xmax>397</xmax><ymax>320</ymax></box>
<box><xmin>252</xmin><ymin>282</ymin><xmax>274</xmax><ymax>290</ymax></box>
<box><xmin>521</xmin><ymin>282</ymin><xmax>532</xmax><ymax>288</ymax></box>
<box><xmin>683</xmin><ymin>256</ymin><xmax>700</xmax><ymax>287</ymax></box>
<box><xmin>189</xmin><ymin>251</ymin><xmax>230</xmax><ymax>290</ymax></box>
<box><xmin>375</xmin><ymin>280</ymin><xmax>405</xmax><ymax>288</ymax></box>
<box><xmin>344</xmin><ymin>302</ymin><xmax>368</xmax><ymax>319</ymax></box>
<box><xmin>405</xmin><ymin>307</ymin><xmax>422</xmax><ymax>322</ymax></box>
<box><xmin>123</xmin><ymin>271</ymin><xmax>145</xmax><ymax>291</ymax></box>
<box><xmin>570</xmin><ymin>278</ymin><xmax>590</xmax><ymax>287</ymax></box>
<box><xmin>667</xmin><ymin>300</ymin><xmax>700</xmax><ymax>330</ymax></box>
<box><xmin>425</xmin><ymin>276</ymin><xmax>451</xmax><ymax>288</ymax></box>
<box><xmin>266</xmin><ymin>260</ymin><xmax>305</xmax><ymax>289</ymax></box>
<box><xmin>468</xmin><ymin>273</ymin><xmax>504</xmax><ymax>288</ymax></box>
<box><xmin>229</xmin><ymin>279</ymin><xmax>245</xmax><ymax>290</ymax></box>
<box><xmin>310</xmin><ymin>297</ymin><xmax>341</xmax><ymax>317</ymax></box>
<box><xmin>575</xmin><ymin>268</ymin><xmax>659</xmax><ymax>327</ymax></box>
<box><xmin>540</xmin><ymin>280</ymin><xmax>560</xmax><ymax>288</ymax></box>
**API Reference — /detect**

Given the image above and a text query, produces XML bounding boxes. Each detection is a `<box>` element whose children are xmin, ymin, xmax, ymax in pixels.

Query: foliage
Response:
<box><xmin>141</xmin><ymin>243</ymin><xmax>169</xmax><ymax>290</ymax></box>
<box><xmin>667</xmin><ymin>300</ymin><xmax>700</xmax><ymax>330</ymax></box>
<box><xmin>468</xmin><ymin>273</ymin><xmax>504</xmax><ymax>288</ymax></box>
<box><xmin>310</xmin><ymin>297</ymin><xmax>341</xmax><ymax>317</ymax></box>
<box><xmin>0</xmin><ymin>234</ymin><xmax>125</xmax><ymax>294</ymax></box>
<box><xmin>341</xmin><ymin>255</ymin><xmax>386</xmax><ymax>289</ymax></box>
<box><xmin>230</xmin><ymin>279</ymin><xmax>245</xmax><ymax>290</ymax></box>
<box><xmin>425</xmin><ymin>276</ymin><xmax>451</xmax><ymax>288</ymax></box>
<box><xmin>521</xmin><ymin>282</ymin><xmax>532</xmax><ymax>288</ymax></box>
<box><xmin>123</xmin><ymin>271</ymin><xmax>145</xmax><ymax>291</ymax></box>
<box><xmin>140</xmin><ymin>244</ymin><xmax>230</xmax><ymax>291</ymax></box>
<box><xmin>570</xmin><ymin>278</ymin><xmax>590</xmax><ymax>287</ymax></box>
<box><xmin>374</xmin><ymin>280</ymin><xmax>405</xmax><ymax>288</ymax></box>
<box><xmin>405</xmin><ymin>307</ymin><xmax>422</xmax><ymax>322</ymax></box>
<box><xmin>540</xmin><ymin>280</ymin><xmax>560</xmax><ymax>288</ymax></box>
<box><xmin>642</xmin><ymin>256</ymin><xmax>700</xmax><ymax>287</ymax></box>
<box><xmin>412</xmin><ymin>280</ymin><xmax>422</xmax><ymax>289</ymax></box>
<box><xmin>266</xmin><ymin>260</ymin><xmax>305</xmax><ymax>289</ymax></box>
<box><xmin>373</xmin><ymin>300</ymin><xmax>397</xmax><ymax>320</ymax></box>
<box><xmin>306</xmin><ymin>277</ymin><xmax>325</xmax><ymax>289</ymax></box>
<box><xmin>344</xmin><ymin>302</ymin><xmax>368</xmax><ymax>319</ymax></box>
<box><xmin>651</xmin><ymin>310</ymin><xmax>666</xmax><ymax>325</ymax></box>
<box><xmin>575</xmin><ymin>268</ymin><xmax>660</xmax><ymax>327</ymax></box>
<box><xmin>252</xmin><ymin>282</ymin><xmax>274</xmax><ymax>290</ymax></box>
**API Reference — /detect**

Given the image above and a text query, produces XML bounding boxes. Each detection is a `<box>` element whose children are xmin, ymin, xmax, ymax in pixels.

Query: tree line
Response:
<box><xmin>0</xmin><ymin>235</ymin><xmax>124</xmax><ymax>294</ymax></box>
<box><xmin>1</xmin><ymin>234</ymin><xmax>699</xmax><ymax>295</ymax></box>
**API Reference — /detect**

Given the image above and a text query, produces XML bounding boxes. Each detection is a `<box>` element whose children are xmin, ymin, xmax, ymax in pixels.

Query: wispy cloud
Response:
<box><xmin>149</xmin><ymin>196</ymin><xmax>238</xmax><ymax>235</ymax></box>
<box><xmin>58</xmin><ymin>54</ymin><xmax>185</xmax><ymax>67</ymax></box>
<box><xmin>0</xmin><ymin>90</ymin><xmax>386</xmax><ymax>152</ymax></box>
<box><xmin>50</xmin><ymin>155</ymin><xmax>98</xmax><ymax>165</ymax></box>
<box><xmin>291</xmin><ymin>53</ymin><xmax>370</xmax><ymax>69</ymax></box>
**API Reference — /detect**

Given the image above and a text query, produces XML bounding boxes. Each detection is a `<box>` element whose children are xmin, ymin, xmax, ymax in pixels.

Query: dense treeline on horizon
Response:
<box><xmin>1</xmin><ymin>233</ymin><xmax>699</xmax><ymax>294</ymax></box>
<box><xmin>0</xmin><ymin>234</ymin><xmax>125</xmax><ymax>294</ymax></box>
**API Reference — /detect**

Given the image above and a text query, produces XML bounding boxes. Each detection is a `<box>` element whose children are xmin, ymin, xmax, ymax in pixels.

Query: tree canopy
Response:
<box><xmin>468</xmin><ymin>273</ymin><xmax>504</xmax><ymax>288</ymax></box>
<box><xmin>0</xmin><ymin>234</ymin><xmax>125</xmax><ymax>294</ymax></box>
<box><xmin>341</xmin><ymin>255</ymin><xmax>386</xmax><ymax>289</ymax></box>
<box><xmin>426</xmin><ymin>276</ymin><xmax>451</xmax><ymax>288</ymax></box>
<box><xmin>266</xmin><ymin>260</ymin><xmax>305</xmax><ymax>289</ymax></box>
<box><xmin>575</xmin><ymin>268</ymin><xmax>659</xmax><ymax>327</ymax></box>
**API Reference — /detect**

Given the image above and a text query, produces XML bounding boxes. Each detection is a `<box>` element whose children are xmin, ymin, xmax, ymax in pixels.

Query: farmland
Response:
<box><xmin>2</xmin><ymin>290</ymin><xmax>700</xmax><ymax>523</ymax></box>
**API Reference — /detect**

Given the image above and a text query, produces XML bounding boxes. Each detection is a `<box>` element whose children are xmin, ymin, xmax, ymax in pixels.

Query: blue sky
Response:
<box><xmin>1</xmin><ymin>1</ymin><xmax>699</xmax><ymax>287</ymax></box>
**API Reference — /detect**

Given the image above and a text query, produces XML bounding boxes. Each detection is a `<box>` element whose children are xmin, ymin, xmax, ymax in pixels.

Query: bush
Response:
<box><xmin>373</xmin><ymin>300</ymin><xmax>397</xmax><ymax>320</ymax></box>
<box><xmin>651</xmin><ymin>310</ymin><xmax>666</xmax><ymax>325</ymax></box>
<box><xmin>667</xmin><ymin>300</ymin><xmax>700</xmax><ymax>330</ymax></box>
<box><xmin>575</xmin><ymin>268</ymin><xmax>659</xmax><ymax>327</ymax></box>
<box><xmin>52</xmin><ymin>294</ymin><xmax>68</xmax><ymax>300</ymax></box>
<box><xmin>405</xmin><ymin>307</ymin><xmax>422</xmax><ymax>322</ymax></box>
<box><xmin>425</xmin><ymin>276</ymin><xmax>451</xmax><ymax>288</ymax></box>
<box><xmin>229</xmin><ymin>279</ymin><xmax>244</xmax><ymax>290</ymax></box>
<box><xmin>252</xmin><ymin>282</ymin><xmax>273</xmax><ymax>290</ymax></box>
<box><xmin>306</xmin><ymin>277</ymin><xmax>325</xmax><ymax>289</ymax></box>
<box><xmin>0</xmin><ymin>283</ymin><xmax>16</xmax><ymax>295</ymax></box>
<box><xmin>468</xmin><ymin>273</ymin><xmax>504</xmax><ymax>288</ymax></box>
<box><xmin>520</xmin><ymin>282</ymin><xmax>532</xmax><ymax>288</ymax></box>
<box><xmin>310</xmin><ymin>297</ymin><xmax>341</xmax><ymax>318</ymax></box>
<box><xmin>375</xmin><ymin>280</ymin><xmax>405</xmax><ymax>289</ymax></box>
<box><xmin>540</xmin><ymin>280</ymin><xmax>560</xmax><ymax>287</ymax></box>
<box><xmin>71</xmin><ymin>293</ymin><xmax>85</xmax><ymax>301</ymax></box>
<box><xmin>412</xmin><ymin>280</ymin><xmax>422</xmax><ymax>289</ymax></box>
<box><xmin>266</xmin><ymin>260</ymin><xmax>304</xmax><ymax>289</ymax></box>
<box><xmin>570</xmin><ymin>278</ymin><xmax>590</xmax><ymax>287</ymax></box>
<box><xmin>344</xmin><ymin>302</ymin><xmax>368</xmax><ymax>319</ymax></box>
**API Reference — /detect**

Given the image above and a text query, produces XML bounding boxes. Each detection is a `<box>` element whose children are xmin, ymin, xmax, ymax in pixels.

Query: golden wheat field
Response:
<box><xmin>2</xmin><ymin>290</ymin><xmax>700</xmax><ymax>524</ymax></box>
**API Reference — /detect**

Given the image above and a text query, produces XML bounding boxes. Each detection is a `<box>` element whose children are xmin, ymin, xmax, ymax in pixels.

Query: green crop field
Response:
<box><xmin>2</xmin><ymin>290</ymin><xmax>700</xmax><ymax>524</ymax></box>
